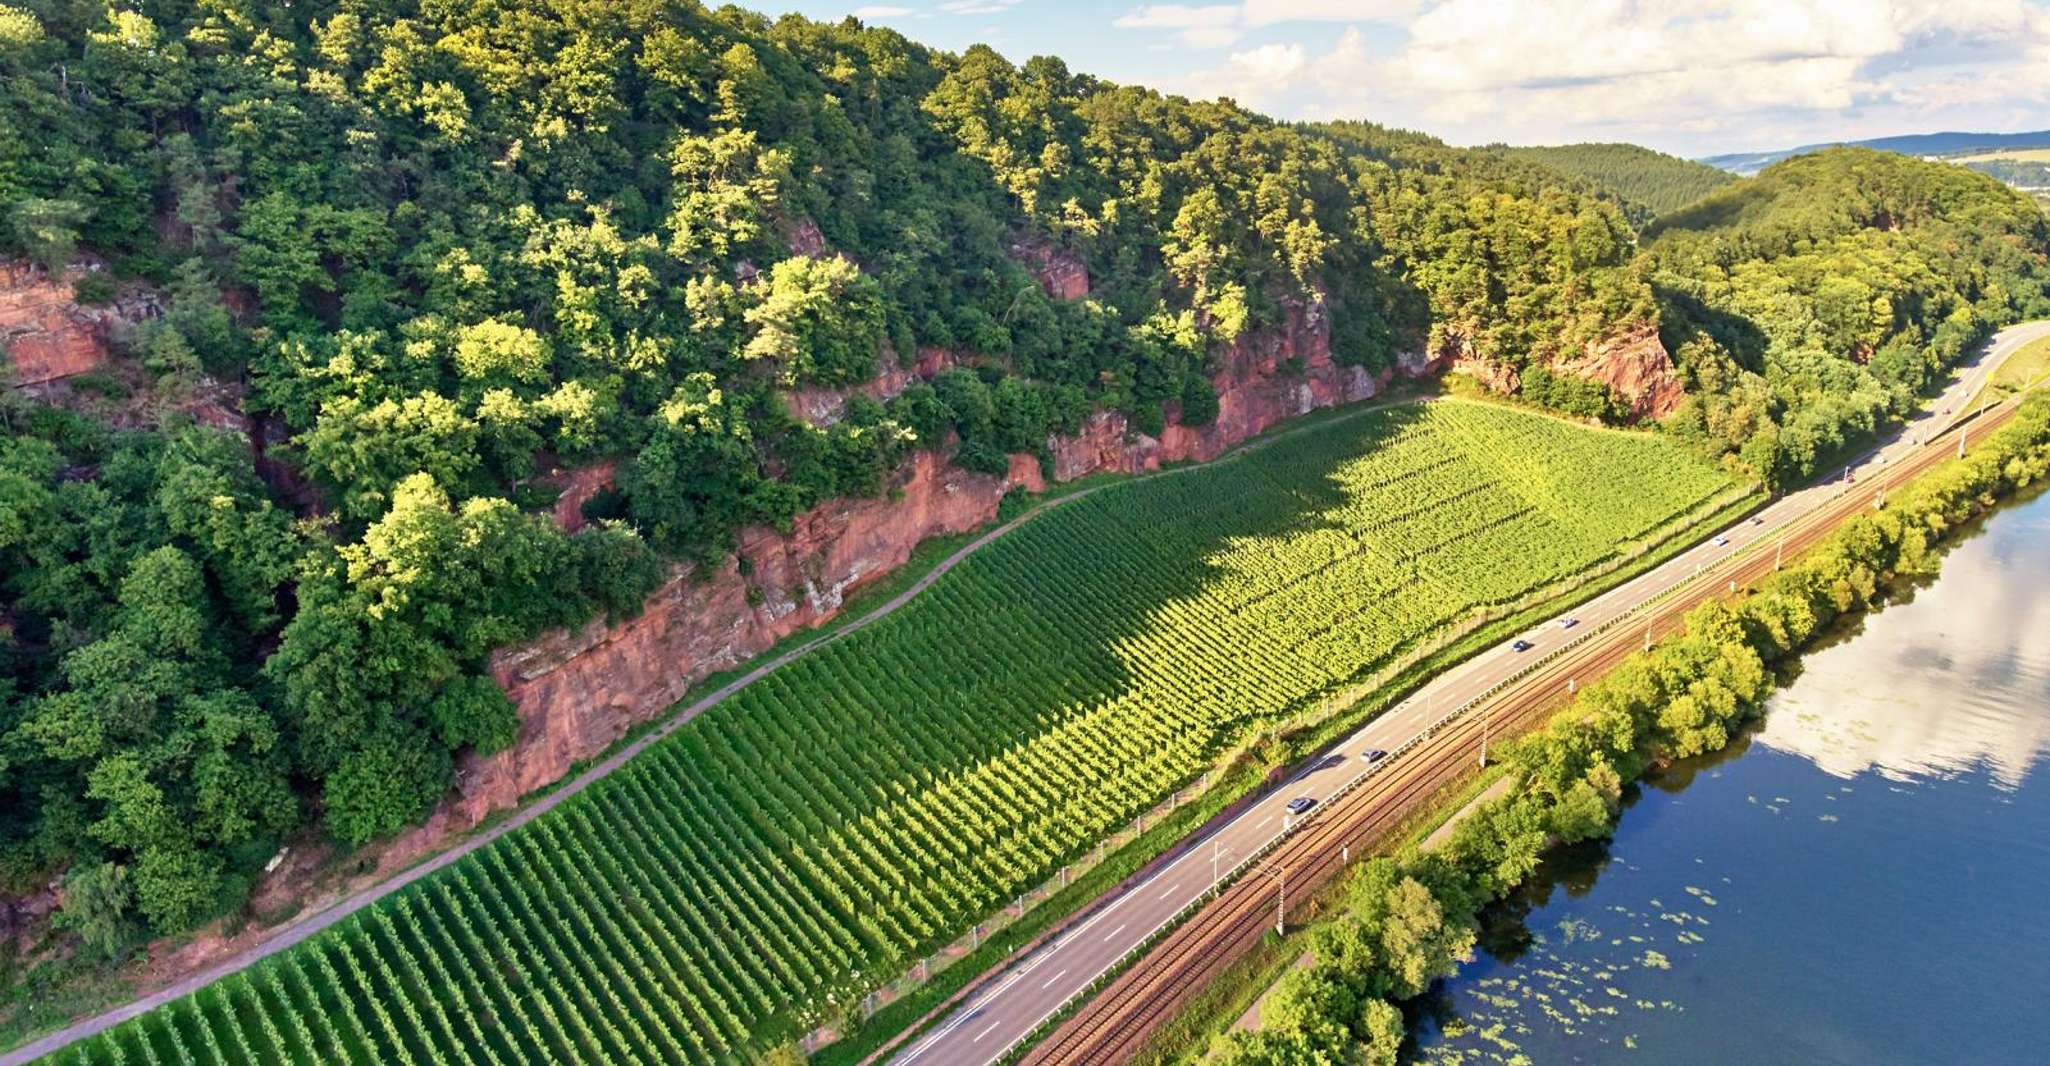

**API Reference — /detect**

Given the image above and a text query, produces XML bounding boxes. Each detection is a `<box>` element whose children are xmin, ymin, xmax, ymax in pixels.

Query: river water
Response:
<box><xmin>1409</xmin><ymin>486</ymin><xmax>2050</xmax><ymax>1065</ymax></box>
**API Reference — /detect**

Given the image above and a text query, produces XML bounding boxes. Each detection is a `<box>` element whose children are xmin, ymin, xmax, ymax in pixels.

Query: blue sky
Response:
<box><xmin>766</xmin><ymin>1</ymin><xmax>2050</xmax><ymax>158</ymax></box>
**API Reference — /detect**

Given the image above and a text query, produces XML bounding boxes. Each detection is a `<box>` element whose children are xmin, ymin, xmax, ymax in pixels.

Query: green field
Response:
<box><xmin>1990</xmin><ymin>337</ymin><xmax>2050</xmax><ymax>396</ymax></box>
<box><xmin>43</xmin><ymin>401</ymin><xmax>1735</xmax><ymax>1065</ymax></box>
<box><xmin>1952</xmin><ymin>147</ymin><xmax>2050</xmax><ymax>163</ymax></box>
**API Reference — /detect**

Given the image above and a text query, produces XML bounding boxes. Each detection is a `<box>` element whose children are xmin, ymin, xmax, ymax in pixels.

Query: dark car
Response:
<box><xmin>1360</xmin><ymin>748</ymin><xmax>1388</xmax><ymax>764</ymax></box>
<box><xmin>1511</xmin><ymin>639</ymin><xmax>1534</xmax><ymax>652</ymax></box>
<box><xmin>1286</xmin><ymin>797</ymin><xmax>1317</xmax><ymax>815</ymax></box>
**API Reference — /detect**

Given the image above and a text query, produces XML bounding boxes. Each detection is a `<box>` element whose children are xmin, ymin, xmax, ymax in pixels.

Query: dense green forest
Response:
<box><xmin>1647</xmin><ymin>149</ymin><xmax>2050</xmax><ymax>486</ymax></box>
<box><xmin>1964</xmin><ymin>158</ymin><xmax>2050</xmax><ymax>189</ymax></box>
<box><xmin>1496</xmin><ymin>141</ymin><xmax>1738</xmax><ymax>221</ymax></box>
<box><xmin>0</xmin><ymin>0</ymin><xmax>1644</xmax><ymax>948</ymax></box>
<box><xmin>0</xmin><ymin>0</ymin><xmax>2044</xmax><ymax>963</ymax></box>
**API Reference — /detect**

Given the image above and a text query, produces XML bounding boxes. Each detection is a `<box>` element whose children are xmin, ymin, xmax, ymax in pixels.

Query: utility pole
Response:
<box><xmin>1775</xmin><ymin>535</ymin><xmax>1783</xmax><ymax>571</ymax></box>
<box><xmin>1255</xmin><ymin>862</ymin><xmax>1287</xmax><ymax>937</ymax></box>
<box><xmin>1479</xmin><ymin>706</ymin><xmax>1489</xmax><ymax>768</ymax></box>
<box><xmin>1644</xmin><ymin>621</ymin><xmax>1653</xmax><ymax>652</ymax></box>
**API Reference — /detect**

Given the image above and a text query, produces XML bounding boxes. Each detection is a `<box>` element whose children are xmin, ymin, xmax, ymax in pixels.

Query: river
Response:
<box><xmin>1408</xmin><ymin>485</ymin><xmax>2050</xmax><ymax>1065</ymax></box>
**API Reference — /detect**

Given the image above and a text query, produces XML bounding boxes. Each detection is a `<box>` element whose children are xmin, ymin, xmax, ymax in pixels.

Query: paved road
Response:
<box><xmin>893</xmin><ymin>319</ymin><xmax>2050</xmax><ymax>1066</ymax></box>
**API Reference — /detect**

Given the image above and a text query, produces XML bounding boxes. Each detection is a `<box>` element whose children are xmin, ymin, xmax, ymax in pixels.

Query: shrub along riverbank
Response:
<box><xmin>1203</xmin><ymin>391</ymin><xmax>2050</xmax><ymax>1066</ymax></box>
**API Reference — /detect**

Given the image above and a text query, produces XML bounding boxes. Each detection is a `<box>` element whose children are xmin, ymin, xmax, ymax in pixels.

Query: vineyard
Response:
<box><xmin>44</xmin><ymin>401</ymin><xmax>1735</xmax><ymax>1065</ymax></box>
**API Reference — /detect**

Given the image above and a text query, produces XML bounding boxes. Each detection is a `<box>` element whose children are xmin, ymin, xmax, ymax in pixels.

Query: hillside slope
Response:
<box><xmin>1701</xmin><ymin>128</ymin><xmax>2050</xmax><ymax>175</ymax></box>
<box><xmin>0</xmin><ymin>0</ymin><xmax>2043</xmax><ymax>1013</ymax></box>
<box><xmin>1649</xmin><ymin>149</ymin><xmax>2050</xmax><ymax>485</ymax></box>
<box><xmin>0</xmin><ymin>0</ymin><xmax>1661</xmax><ymax>961</ymax></box>
<box><xmin>1497</xmin><ymin>142</ymin><xmax>1739</xmax><ymax>219</ymax></box>
<box><xmin>40</xmin><ymin>399</ymin><xmax>1736</xmax><ymax>1063</ymax></box>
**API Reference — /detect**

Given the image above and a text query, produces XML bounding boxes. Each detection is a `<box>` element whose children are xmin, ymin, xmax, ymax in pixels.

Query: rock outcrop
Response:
<box><xmin>781</xmin><ymin>347</ymin><xmax>962</xmax><ymax>428</ymax></box>
<box><xmin>438</xmin><ymin>298</ymin><xmax>1419</xmax><ymax>831</ymax></box>
<box><xmin>1010</xmin><ymin>239</ymin><xmax>1089</xmax><ymax>301</ymax></box>
<box><xmin>0</xmin><ymin>260</ymin><xmax>158</xmax><ymax>385</ymax></box>
<box><xmin>1555</xmin><ymin>322</ymin><xmax>1685</xmax><ymax>421</ymax></box>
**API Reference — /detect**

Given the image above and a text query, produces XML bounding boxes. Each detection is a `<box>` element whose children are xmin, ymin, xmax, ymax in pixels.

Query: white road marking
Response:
<box><xmin>973</xmin><ymin>1022</ymin><xmax>1001</xmax><ymax>1043</ymax></box>
<box><xmin>1040</xmin><ymin>968</ymin><xmax>1069</xmax><ymax>990</ymax></box>
<box><xmin>1159</xmin><ymin>886</ymin><xmax>1179</xmax><ymax>900</ymax></box>
<box><xmin>1102</xmin><ymin>923</ymin><xmax>1128</xmax><ymax>941</ymax></box>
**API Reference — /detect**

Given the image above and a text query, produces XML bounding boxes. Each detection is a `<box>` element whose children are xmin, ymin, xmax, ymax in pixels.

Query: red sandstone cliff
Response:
<box><xmin>1010</xmin><ymin>238</ymin><xmax>1090</xmax><ymax>301</ymax></box>
<box><xmin>1447</xmin><ymin>321</ymin><xmax>1684</xmax><ymax>422</ymax></box>
<box><xmin>448</xmin><ymin>299</ymin><xmax>1408</xmax><ymax>830</ymax></box>
<box><xmin>0</xmin><ymin>260</ymin><xmax>159</xmax><ymax>385</ymax></box>
<box><xmin>1555</xmin><ymin>322</ymin><xmax>1685</xmax><ymax>421</ymax></box>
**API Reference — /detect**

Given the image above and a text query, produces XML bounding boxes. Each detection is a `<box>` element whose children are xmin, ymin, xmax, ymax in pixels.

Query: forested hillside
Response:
<box><xmin>1497</xmin><ymin>142</ymin><xmax>1738</xmax><ymax>220</ymax></box>
<box><xmin>1647</xmin><ymin>148</ymin><xmax>2050</xmax><ymax>486</ymax></box>
<box><xmin>0</xmin><ymin>0</ymin><xmax>1648</xmax><ymax>948</ymax></box>
<box><xmin>0</xmin><ymin>0</ymin><xmax>2044</xmax><ymax>971</ymax></box>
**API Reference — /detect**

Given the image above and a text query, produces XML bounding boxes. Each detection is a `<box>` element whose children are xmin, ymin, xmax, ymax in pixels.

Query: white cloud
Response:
<box><xmin>1231</xmin><ymin>41</ymin><xmax>1310</xmax><ymax>81</ymax></box>
<box><xmin>1116</xmin><ymin>5</ymin><xmax>1246</xmax><ymax>48</ymax></box>
<box><xmin>940</xmin><ymin>0</ymin><xmax>1025</xmax><ymax>14</ymax></box>
<box><xmin>1151</xmin><ymin>0</ymin><xmax>2050</xmax><ymax>154</ymax></box>
<box><xmin>1115</xmin><ymin>0</ymin><xmax>1417</xmax><ymax>51</ymax></box>
<box><xmin>1241</xmin><ymin>0</ymin><xmax>1419</xmax><ymax>27</ymax></box>
<box><xmin>852</xmin><ymin>4</ymin><xmax>913</xmax><ymax>16</ymax></box>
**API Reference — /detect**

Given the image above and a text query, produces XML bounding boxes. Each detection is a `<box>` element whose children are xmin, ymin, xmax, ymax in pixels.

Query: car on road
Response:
<box><xmin>1712</xmin><ymin>535</ymin><xmax>1730</xmax><ymax>547</ymax></box>
<box><xmin>1286</xmin><ymin>797</ymin><xmax>1317</xmax><ymax>815</ymax></box>
<box><xmin>1511</xmin><ymin>639</ymin><xmax>1534</xmax><ymax>652</ymax></box>
<box><xmin>1557</xmin><ymin>617</ymin><xmax>1578</xmax><ymax>630</ymax></box>
<box><xmin>1360</xmin><ymin>748</ymin><xmax>1388</xmax><ymax>764</ymax></box>
<box><xmin>1750</xmin><ymin>516</ymin><xmax>1764</xmax><ymax>526</ymax></box>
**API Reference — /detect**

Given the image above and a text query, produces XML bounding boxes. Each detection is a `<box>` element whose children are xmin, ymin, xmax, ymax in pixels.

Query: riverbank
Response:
<box><xmin>1416</xmin><ymin>476</ymin><xmax>2050</xmax><ymax>1063</ymax></box>
<box><xmin>1156</xmin><ymin>389</ymin><xmax>2050</xmax><ymax>1066</ymax></box>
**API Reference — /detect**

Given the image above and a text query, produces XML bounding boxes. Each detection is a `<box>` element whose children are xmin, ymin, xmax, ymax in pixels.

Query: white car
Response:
<box><xmin>1712</xmin><ymin>535</ymin><xmax>1730</xmax><ymax>547</ymax></box>
<box><xmin>1557</xmin><ymin>617</ymin><xmax>1578</xmax><ymax>630</ymax></box>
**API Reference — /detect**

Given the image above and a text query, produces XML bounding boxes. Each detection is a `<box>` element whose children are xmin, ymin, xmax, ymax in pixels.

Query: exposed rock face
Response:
<box><xmin>1446</xmin><ymin>322</ymin><xmax>1684</xmax><ymax>423</ymax></box>
<box><xmin>465</xmin><ymin>449</ymin><xmax>1045</xmax><ymax>822</ymax></box>
<box><xmin>1010</xmin><ymin>239</ymin><xmax>1089</xmax><ymax>301</ymax></box>
<box><xmin>1555</xmin><ymin>322</ymin><xmax>1685</xmax><ymax>421</ymax></box>
<box><xmin>1053</xmin><ymin>299</ymin><xmax>1381</xmax><ymax>478</ymax></box>
<box><xmin>436</xmin><ymin>297</ymin><xmax>1422</xmax><ymax>831</ymax></box>
<box><xmin>543</xmin><ymin>459</ymin><xmax>620</xmax><ymax>533</ymax></box>
<box><xmin>0</xmin><ymin>260</ymin><xmax>158</xmax><ymax>385</ymax></box>
<box><xmin>785</xmin><ymin>217</ymin><xmax>827</xmax><ymax>259</ymax></box>
<box><xmin>781</xmin><ymin>346</ymin><xmax>961</xmax><ymax>428</ymax></box>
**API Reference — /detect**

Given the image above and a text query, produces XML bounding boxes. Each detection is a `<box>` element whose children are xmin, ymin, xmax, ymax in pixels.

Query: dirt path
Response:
<box><xmin>2</xmin><ymin>392</ymin><xmax>1429</xmax><ymax>1065</ymax></box>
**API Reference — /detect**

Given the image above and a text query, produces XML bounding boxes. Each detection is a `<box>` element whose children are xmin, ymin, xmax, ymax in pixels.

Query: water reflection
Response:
<box><xmin>1411</xmin><ymin>486</ymin><xmax>2050</xmax><ymax>1065</ymax></box>
<box><xmin>1753</xmin><ymin>491</ymin><xmax>2050</xmax><ymax>788</ymax></box>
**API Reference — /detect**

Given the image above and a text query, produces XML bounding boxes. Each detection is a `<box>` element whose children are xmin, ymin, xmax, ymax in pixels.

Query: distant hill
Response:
<box><xmin>1496</xmin><ymin>142</ymin><xmax>1739</xmax><ymax>220</ymax></box>
<box><xmin>1702</xmin><ymin>129</ymin><xmax>2050</xmax><ymax>175</ymax></box>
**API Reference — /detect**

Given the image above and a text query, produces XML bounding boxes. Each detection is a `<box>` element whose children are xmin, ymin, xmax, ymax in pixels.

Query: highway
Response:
<box><xmin>891</xmin><ymin>319</ymin><xmax>2050</xmax><ymax>1066</ymax></box>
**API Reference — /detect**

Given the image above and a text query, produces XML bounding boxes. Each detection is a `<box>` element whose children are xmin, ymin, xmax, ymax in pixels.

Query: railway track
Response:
<box><xmin>1018</xmin><ymin>398</ymin><xmax>2025</xmax><ymax>1066</ymax></box>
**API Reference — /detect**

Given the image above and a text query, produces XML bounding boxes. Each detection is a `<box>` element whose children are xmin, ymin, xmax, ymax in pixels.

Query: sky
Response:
<box><xmin>767</xmin><ymin>0</ymin><xmax>2050</xmax><ymax>158</ymax></box>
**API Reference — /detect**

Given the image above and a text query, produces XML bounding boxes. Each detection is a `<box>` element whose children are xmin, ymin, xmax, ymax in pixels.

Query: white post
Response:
<box><xmin>1275</xmin><ymin>867</ymin><xmax>1286</xmax><ymax>937</ymax></box>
